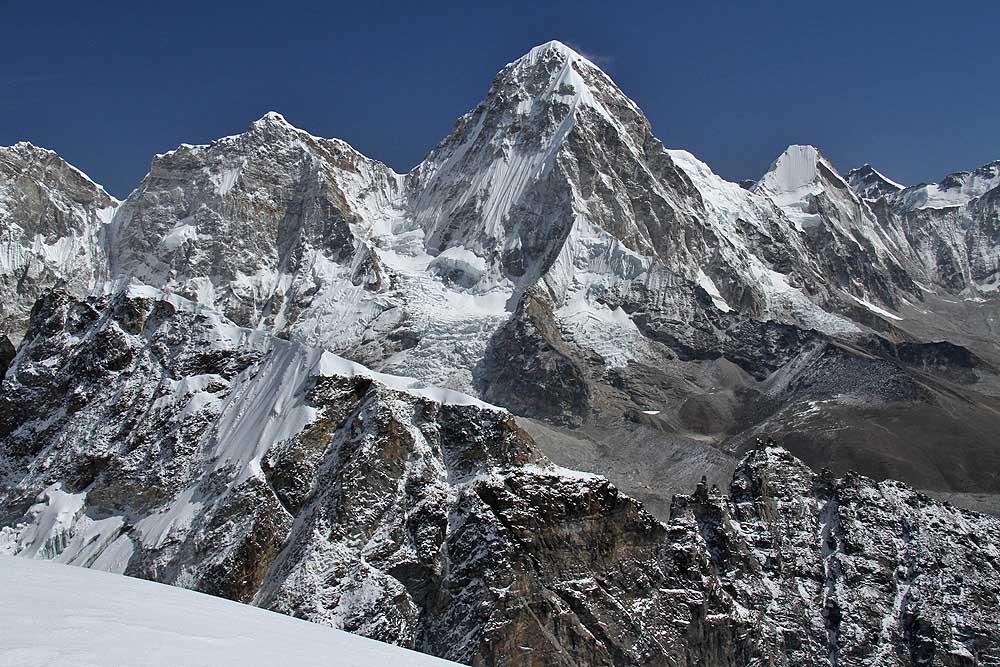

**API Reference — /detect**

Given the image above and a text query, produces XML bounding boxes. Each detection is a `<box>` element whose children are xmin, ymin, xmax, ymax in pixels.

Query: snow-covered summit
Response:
<box><xmin>755</xmin><ymin>144</ymin><xmax>871</xmax><ymax>225</ymax></box>
<box><xmin>240</xmin><ymin>110</ymin><xmax>382</xmax><ymax>159</ymax></box>
<box><xmin>754</xmin><ymin>145</ymin><xmax>845</xmax><ymax>225</ymax></box>
<box><xmin>520</xmin><ymin>39</ymin><xmax>584</xmax><ymax>59</ymax></box>
<box><xmin>498</xmin><ymin>39</ymin><xmax>644</xmax><ymax>130</ymax></box>
<box><xmin>154</xmin><ymin>109</ymin><xmax>396</xmax><ymax>173</ymax></box>
<box><xmin>251</xmin><ymin>109</ymin><xmax>296</xmax><ymax>128</ymax></box>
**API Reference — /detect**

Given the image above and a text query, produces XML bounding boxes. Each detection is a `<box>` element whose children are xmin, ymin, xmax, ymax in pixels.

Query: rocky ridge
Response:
<box><xmin>0</xmin><ymin>141</ymin><xmax>117</xmax><ymax>339</ymax></box>
<box><xmin>845</xmin><ymin>164</ymin><xmax>905</xmax><ymax>201</ymax></box>
<box><xmin>869</xmin><ymin>161</ymin><xmax>1000</xmax><ymax>296</ymax></box>
<box><xmin>1</xmin><ymin>286</ymin><xmax>998</xmax><ymax>665</ymax></box>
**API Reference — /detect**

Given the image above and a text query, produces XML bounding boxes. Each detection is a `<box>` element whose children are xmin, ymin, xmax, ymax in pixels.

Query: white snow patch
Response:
<box><xmin>134</xmin><ymin>487</ymin><xmax>204</xmax><ymax>550</ymax></box>
<box><xmin>696</xmin><ymin>269</ymin><xmax>732</xmax><ymax>312</ymax></box>
<box><xmin>316</xmin><ymin>350</ymin><xmax>499</xmax><ymax>409</ymax></box>
<box><xmin>847</xmin><ymin>293</ymin><xmax>903</xmax><ymax>321</ymax></box>
<box><xmin>159</xmin><ymin>222</ymin><xmax>199</xmax><ymax>251</ymax></box>
<box><xmin>556</xmin><ymin>276</ymin><xmax>652</xmax><ymax>368</ymax></box>
<box><xmin>210</xmin><ymin>161</ymin><xmax>245</xmax><ymax>195</ymax></box>
<box><xmin>869</xmin><ymin>166</ymin><xmax>905</xmax><ymax>191</ymax></box>
<box><xmin>755</xmin><ymin>145</ymin><xmax>826</xmax><ymax>230</ymax></box>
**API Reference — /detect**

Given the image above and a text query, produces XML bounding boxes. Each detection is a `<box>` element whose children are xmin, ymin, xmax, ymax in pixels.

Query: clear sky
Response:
<box><xmin>3</xmin><ymin>0</ymin><xmax>997</xmax><ymax>198</ymax></box>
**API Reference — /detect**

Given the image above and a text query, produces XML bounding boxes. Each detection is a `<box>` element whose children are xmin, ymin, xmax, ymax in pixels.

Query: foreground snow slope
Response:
<box><xmin>0</xmin><ymin>556</ymin><xmax>459</xmax><ymax>667</ymax></box>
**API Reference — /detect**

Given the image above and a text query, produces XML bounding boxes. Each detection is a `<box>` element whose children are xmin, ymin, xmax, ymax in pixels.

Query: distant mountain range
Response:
<box><xmin>2</xmin><ymin>40</ymin><xmax>998</xmax><ymax>665</ymax></box>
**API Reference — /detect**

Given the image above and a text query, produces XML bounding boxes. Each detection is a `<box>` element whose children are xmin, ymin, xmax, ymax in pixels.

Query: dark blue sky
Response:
<box><xmin>3</xmin><ymin>1</ymin><xmax>997</xmax><ymax>198</ymax></box>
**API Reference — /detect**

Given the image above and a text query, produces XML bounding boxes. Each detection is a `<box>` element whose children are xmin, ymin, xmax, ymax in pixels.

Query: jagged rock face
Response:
<box><xmin>786</xmin><ymin>152</ymin><xmax>1000</xmax><ymax>302</ymax></box>
<box><xmin>0</xmin><ymin>142</ymin><xmax>117</xmax><ymax>339</ymax></box>
<box><xmin>0</xmin><ymin>335</ymin><xmax>13</xmax><ymax>379</ymax></box>
<box><xmin>476</xmin><ymin>289</ymin><xmax>593</xmax><ymax>426</ymax></box>
<box><xmin>845</xmin><ymin>164</ymin><xmax>904</xmax><ymax>201</ymax></box>
<box><xmin>0</xmin><ymin>286</ymin><xmax>761</xmax><ymax>665</ymax></box>
<box><xmin>863</xmin><ymin>165</ymin><xmax>1000</xmax><ymax>294</ymax></box>
<box><xmin>968</xmin><ymin>188</ymin><xmax>1000</xmax><ymax>285</ymax></box>
<box><xmin>1</xmin><ymin>294</ymin><xmax>997</xmax><ymax>666</ymax></box>
<box><xmin>754</xmin><ymin>145</ymin><xmax>919</xmax><ymax>308</ymax></box>
<box><xmin>673</xmin><ymin>446</ymin><xmax>1000</xmax><ymax>666</ymax></box>
<box><xmin>872</xmin><ymin>201</ymin><xmax>992</xmax><ymax>292</ymax></box>
<box><xmin>109</xmin><ymin>112</ymin><xmax>404</xmax><ymax>336</ymax></box>
<box><xmin>0</xmin><ymin>287</ymin><xmax>667</xmax><ymax>664</ymax></box>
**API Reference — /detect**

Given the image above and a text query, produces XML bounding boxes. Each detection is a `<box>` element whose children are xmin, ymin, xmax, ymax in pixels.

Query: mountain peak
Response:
<box><xmin>251</xmin><ymin>110</ymin><xmax>295</xmax><ymax>129</ymax></box>
<box><xmin>845</xmin><ymin>163</ymin><xmax>904</xmax><ymax>200</ymax></box>
<box><xmin>151</xmin><ymin>111</ymin><xmax>312</xmax><ymax>160</ymax></box>
<box><xmin>482</xmin><ymin>38</ymin><xmax>641</xmax><ymax>137</ymax></box>
<box><xmin>757</xmin><ymin>144</ymin><xmax>827</xmax><ymax>195</ymax></box>
<box><xmin>246</xmin><ymin>111</ymin><xmax>312</xmax><ymax>139</ymax></box>
<box><xmin>408</xmin><ymin>36</ymin><xmax>653</xmax><ymax>277</ymax></box>
<box><xmin>498</xmin><ymin>39</ymin><xmax>613</xmax><ymax>98</ymax></box>
<box><xmin>753</xmin><ymin>144</ymin><xmax>870</xmax><ymax>232</ymax></box>
<box><xmin>518</xmin><ymin>40</ymin><xmax>589</xmax><ymax>65</ymax></box>
<box><xmin>2</xmin><ymin>140</ymin><xmax>62</xmax><ymax>160</ymax></box>
<box><xmin>0</xmin><ymin>141</ymin><xmax>116</xmax><ymax>202</ymax></box>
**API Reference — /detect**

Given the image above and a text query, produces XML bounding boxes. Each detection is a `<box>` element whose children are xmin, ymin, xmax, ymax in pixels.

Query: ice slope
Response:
<box><xmin>0</xmin><ymin>556</ymin><xmax>459</xmax><ymax>667</ymax></box>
